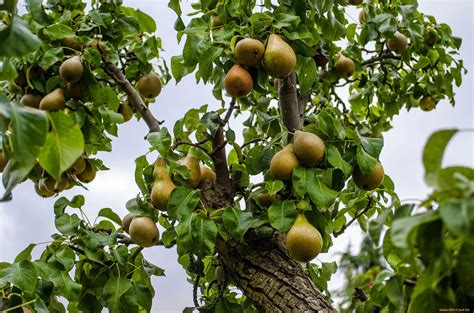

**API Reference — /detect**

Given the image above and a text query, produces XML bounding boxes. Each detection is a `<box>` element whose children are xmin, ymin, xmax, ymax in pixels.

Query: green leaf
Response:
<box><xmin>268</xmin><ymin>200</ymin><xmax>297</xmax><ymax>232</ymax></box>
<box><xmin>55</xmin><ymin>213</ymin><xmax>81</xmax><ymax>236</ymax></box>
<box><xmin>56</xmin><ymin>246</ymin><xmax>75</xmax><ymax>272</ymax></box>
<box><xmin>307</xmin><ymin>173</ymin><xmax>339</xmax><ymax>210</ymax></box>
<box><xmin>437</xmin><ymin>166</ymin><xmax>474</xmax><ymax>191</ymax></box>
<box><xmin>192</xmin><ymin>216</ymin><xmax>217</xmax><ymax>258</ymax></box>
<box><xmin>368</xmin><ymin>207</ymin><xmax>392</xmax><ymax>245</ymax></box>
<box><xmin>142</xmin><ymin>259</ymin><xmax>165</xmax><ymax>277</ymax></box>
<box><xmin>222</xmin><ymin>207</ymin><xmax>253</xmax><ymax>242</ymax></box>
<box><xmin>457</xmin><ymin>242</ymin><xmax>474</xmax><ymax>298</ymax></box>
<box><xmin>137</xmin><ymin>10</ymin><xmax>156</xmax><ymax>33</ymax></box>
<box><xmin>326</xmin><ymin>145</ymin><xmax>352</xmax><ymax>177</ymax></box>
<box><xmin>0</xmin><ymin>16</ymin><xmax>41</xmax><ymax>57</ymax></box>
<box><xmin>146</xmin><ymin>127</ymin><xmax>178</xmax><ymax>160</ymax></box>
<box><xmin>245</xmin><ymin>146</ymin><xmax>274</xmax><ymax>175</ymax></box>
<box><xmin>175</xmin><ymin>212</ymin><xmax>196</xmax><ymax>254</ymax></box>
<box><xmin>292</xmin><ymin>165</ymin><xmax>311</xmax><ymax>198</ymax></box>
<box><xmin>39</xmin><ymin>47</ymin><xmax>64</xmax><ymax>70</ymax></box>
<box><xmin>0</xmin><ymin>99</ymin><xmax>48</xmax><ymax>198</ymax></box>
<box><xmin>103</xmin><ymin>276</ymin><xmax>132</xmax><ymax>313</ymax></box>
<box><xmin>356</xmin><ymin>144</ymin><xmax>377</xmax><ymax>177</ymax></box>
<box><xmin>43</xmin><ymin>24</ymin><xmax>75</xmax><ymax>40</ymax></box>
<box><xmin>0</xmin><ymin>260</ymin><xmax>37</xmax><ymax>295</ymax></box>
<box><xmin>391</xmin><ymin>211</ymin><xmax>439</xmax><ymax>249</ymax></box>
<box><xmin>295</xmin><ymin>55</ymin><xmax>316</xmax><ymax>93</ymax></box>
<box><xmin>265</xmin><ymin>180</ymin><xmax>284</xmax><ymax>194</ymax></box>
<box><xmin>98</xmin><ymin>208</ymin><xmax>122</xmax><ymax>226</ymax></box>
<box><xmin>273</xmin><ymin>13</ymin><xmax>300</xmax><ymax>29</ymax></box>
<box><xmin>439</xmin><ymin>199</ymin><xmax>474</xmax><ymax>244</ymax></box>
<box><xmin>168</xmin><ymin>186</ymin><xmax>201</xmax><ymax>220</ymax></box>
<box><xmin>38</xmin><ymin>111</ymin><xmax>84</xmax><ymax>180</ymax></box>
<box><xmin>359</xmin><ymin>135</ymin><xmax>384</xmax><ymax>159</ymax></box>
<box><xmin>422</xmin><ymin>129</ymin><xmax>457</xmax><ymax>188</ymax></box>
<box><xmin>123</xmin><ymin>283</ymin><xmax>153</xmax><ymax>311</ymax></box>
<box><xmin>14</xmin><ymin>243</ymin><xmax>36</xmax><ymax>263</ymax></box>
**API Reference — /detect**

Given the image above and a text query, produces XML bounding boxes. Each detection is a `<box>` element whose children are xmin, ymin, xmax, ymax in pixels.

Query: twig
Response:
<box><xmin>241</xmin><ymin>137</ymin><xmax>266</xmax><ymax>149</ymax></box>
<box><xmin>334</xmin><ymin>197</ymin><xmax>374</xmax><ymax>237</ymax></box>
<box><xmin>131</xmin><ymin>247</ymin><xmax>144</xmax><ymax>260</ymax></box>
<box><xmin>361</xmin><ymin>52</ymin><xmax>401</xmax><ymax>66</ymax></box>
<box><xmin>221</xmin><ymin>97</ymin><xmax>237</xmax><ymax>126</ymax></box>
<box><xmin>193</xmin><ymin>274</ymin><xmax>201</xmax><ymax>307</ymax></box>
<box><xmin>68</xmin><ymin>244</ymin><xmax>85</xmax><ymax>255</ymax></box>
<box><xmin>172</xmin><ymin>140</ymin><xmax>211</xmax><ymax>155</ymax></box>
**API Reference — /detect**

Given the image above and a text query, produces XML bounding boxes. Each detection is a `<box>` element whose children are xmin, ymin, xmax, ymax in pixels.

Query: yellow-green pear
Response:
<box><xmin>20</xmin><ymin>94</ymin><xmax>42</xmax><ymax>108</ymax></box>
<box><xmin>420</xmin><ymin>96</ymin><xmax>436</xmax><ymax>111</ymax></box>
<box><xmin>286</xmin><ymin>213</ymin><xmax>323</xmax><ymax>262</ymax></box>
<box><xmin>76</xmin><ymin>162</ymin><xmax>96</xmax><ymax>183</ymax></box>
<box><xmin>43</xmin><ymin>174</ymin><xmax>69</xmax><ymax>193</ymax></box>
<box><xmin>235</xmin><ymin>38</ymin><xmax>265</xmax><ymax>67</ymax></box>
<box><xmin>269</xmin><ymin>144</ymin><xmax>299</xmax><ymax>181</ymax></box>
<box><xmin>35</xmin><ymin>182</ymin><xmax>55</xmax><ymax>198</ymax></box>
<box><xmin>224</xmin><ymin>64</ymin><xmax>253</xmax><ymax>98</ymax></box>
<box><xmin>335</xmin><ymin>54</ymin><xmax>355</xmax><ymax>79</ymax></box>
<box><xmin>181</xmin><ymin>147</ymin><xmax>201</xmax><ymax>188</ymax></box>
<box><xmin>69</xmin><ymin>156</ymin><xmax>87</xmax><ymax>175</ymax></box>
<box><xmin>151</xmin><ymin>157</ymin><xmax>176</xmax><ymax>211</ymax></box>
<box><xmin>59</xmin><ymin>55</ymin><xmax>84</xmax><ymax>83</ymax></box>
<box><xmin>211</xmin><ymin>15</ymin><xmax>223</xmax><ymax>28</ymax></box>
<box><xmin>61</xmin><ymin>36</ymin><xmax>81</xmax><ymax>51</ymax></box>
<box><xmin>387</xmin><ymin>31</ymin><xmax>408</xmax><ymax>54</ymax></box>
<box><xmin>136</xmin><ymin>72</ymin><xmax>162</xmax><ymax>98</ymax></box>
<box><xmin>129</xmin><ymin>216</ymin><xmax>160</xmax><ymax>247</ymax></box>
<box><xmin>359</xmin><ymin>10</ymin><xmax>366</xmax><ymax>24</ymax></box>
<box><xmin>263</xmin><ymin>34</ymin><xmax>296</xmax><ymax>78</ymax></box>
<box><xmin>0</xmin><ymin>151</ymin><xmax>7</xmax><ymax>172</ymax></box>
<box><xmin>200</xmin><ymin>165</ymin><xmax>216</xmax><ymax>182</ymax></box>
<box><xmin>257</xmin><ymin>193</ymin><xmax>276</xmax><ymax>207</ymax></box>
<box><xmin>39</xmin><ymin>88</ymin><xmax>65</xmax><ymax>111</ymax></box>
<box><xmin>67</xmin><ymin>83</ymin><xmax>83</xmax><ymax>100</ymax></box>
<box><xmin>215</xmin><ymin>266</ymin><xmax>225</xmax><ymax>282</ymax></box>
<box><xmin>293</xmin><ymin>130</ymin><xmax>325</xmax><ymax>166</ymax></box>
<box><xmin>119</xmin><ymin>100</ymin><xmax>134</xmax><ymax>122</ymax></box>
<box><xmin>353</xmin><ymin>161</ymin><xmax>384</xmax><ymax>191</ymax></box>
<box><xmin>122</xmin><ymin>213</ymin><xmax>135</xmax><ymax>233</ymax></box>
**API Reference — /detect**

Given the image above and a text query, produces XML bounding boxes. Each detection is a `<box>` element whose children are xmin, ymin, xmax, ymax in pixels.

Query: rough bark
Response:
<box><xmin>278</xmin><ymin>73</ymin><xmax>301</xmax><ymax>135</ymax></box>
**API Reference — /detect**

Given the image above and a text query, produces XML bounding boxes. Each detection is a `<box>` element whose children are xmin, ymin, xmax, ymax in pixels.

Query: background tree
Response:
<box><xmin>0</xmin><ymin>0</ymin><xmax>472</xmax><ymax>312</ymax></box>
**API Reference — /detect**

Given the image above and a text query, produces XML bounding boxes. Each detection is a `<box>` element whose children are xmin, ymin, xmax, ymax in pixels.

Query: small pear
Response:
<box><xmin>76</xmin><ymin>162</ymin><xmax>96</xmax><ymax>183</ymax></box>
<box><xmin>263</xmin><ymin>34</ymin><xmax>297</xmax><ymax>78</ymax></box>
<box><xmin>224</xmin><ymin>64</ymin><xmax>253</xmax><ymax>98</ymax></box>
<box><xmin>200</xmin><ymin>165</ymin><xmax>216</xmax><ymax>182</ymax></box>
<box><xmin>136</xmin><ymin>72</ymin><xmax>162</xmax><ymax>98</ymax></box>
<box><xmin>235</xmin><ymin>38</ymin><xmax>265</xmax><ymax>67</ymax></box>
<box><xmin>151</xmin><ymin>158</ymin><xmax>176</xmax><ymax>211</ymax></box>
<box><xmin>129</xmin><ymin>216</ymin><xmax>160</xmax><ymax>247</ymax></box>
<box><xmin>69</xmin><ymin>156</ymin><xmax>87</xmax><ymax>175</ymax></box>
<box><xmin>122</xmin><ymin>213</ymin><xmax>135</xmax><ymax>233</ymax></box>
<box><xmin>39</xmin><ymin>88</ymin><xmax>65</xmax><ymax>111</ymax></box>
<box><xmin>211</xmin><ymin>15</ymin><xmax>223</xmax><ymax>28</ymax></box>
<box><xmin>20</xmin><ymin>94</ymin><xmax>42</xmax><ymax>108</ymax></box>
<box><xmin>353</xmin><ymin>161</ymin><xmax>384</xmax><ymax>191</ymax></box>
<box><xmin>424</xmin><ymin>28</ymin><xmax>438</xmax><ymax>46</ymax></box>
<box><xmin>269</xmin><ymin>144</ymin><xmax>299</xmax><ymax>181</ymax></box>
<box><xmin>257</xmin><ymin>193</ymin><xmax>276</xmax><ymax>207</ymax></box>
<box><xmin>35</xmin><ymin>182</ymin><xmax>55</xmax><ymax>198</ymax></box>
<box><xmin>359</xmin><ymin>10</ymin><xmax>366</xmax><ymax>24</ymax></box>
<box><xmin>387</xmin><ymin>31</ymin><xmax>408</xmax><ymax>54</ymax></box>
<box><xmin>181</xmin><ymin>147</ymin><xmax>201</xmax><ymax>188</ymax></box>
<box><xmin>61</xmin><ymin>36</ymin><xmax>81</xmax><ymax>51</ymax></box>
<box><xmin>67</xmin><ymin>83</ymin><xmax>83</xmax><ymax>100</ymax></box>
<box><xmin>59</xmin><ymin>55</ymin><xmax>84</xmax><ymax>83</ymax></box>
<box><xmin>215</xmin><ymin>266</ymin><xmax>225</xmax><ymax>282</ymax></box>
<box><xmin>0</xmin><ymin>151</ymin><xmax>7</xmax><ymax>172</ymax></box>
<box><xmin>43</xmin><ymin>174</ymin><xmax>69</xmax><ymax>193</ymax></box>
<box><xmin>286</xmin><ymin>213</ymin><xmax>323</xmax><ymax>262</ymax></box>
<box><xmin>119</xmin><ymin>100</ymin><xmax>134</xmax><ymax>122</ymax></box>
<box><xmin>420</xmin><ymin>96</ymin><xmax>436</xmax><ymax>111</ymax></box>
<box><xmin>293</xmin><ymin>130</ymin><xmax>325</xmax><ymax>166</ymax></box>
<box><xmin>335</xmin><ymin>54</ymin><xmax>355</xmax><ymax>79</ymax></box>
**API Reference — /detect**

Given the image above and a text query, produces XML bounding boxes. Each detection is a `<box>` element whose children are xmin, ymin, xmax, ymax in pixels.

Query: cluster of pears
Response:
<box><xmin>33</xmin><ymin>156</ymin><xmax>97</xmax><ymax>198</ymax></box>
<box><xmin>270</xmin><ymin>130</ymin><xmax>326</xmax><ymax>181</ymax></box>
<box><xmin>122</xmin><ymin>213</ymin><xmax>160</xmax><ymax>247</ymax></box>
<box><xmin>224</xmin><ymin>34</ymin><xmax>296</xmax><ymax>98</ymax></box>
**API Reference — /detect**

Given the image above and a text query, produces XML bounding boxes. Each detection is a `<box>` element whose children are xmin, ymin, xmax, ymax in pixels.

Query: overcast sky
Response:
<box><xmin>1</xmin><ymin>1</ymin><xmax>473</xmax><ymax>312</ymax></box>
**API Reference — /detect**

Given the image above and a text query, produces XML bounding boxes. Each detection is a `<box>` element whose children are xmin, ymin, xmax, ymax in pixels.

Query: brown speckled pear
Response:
<box><xmin>69</xmin><ymin>156</ymin><xmax>87</xmax><ymax>175</ymax></box>
<box><xmin>122</xmin><ymin>213</ymin><xmax>135</xmax><ymax>233</ymax></box>
<box><xmin>224</xmin><ymin>64</ymin><xmax>253</xmax><ymax>98</ymax></box>
<box><xmin>76</xmin><ymin>162</ymin><xmax>96</xmax><ymax>183</ymax></box>
<box><xmin>181</xmin><ymin>147</ymin><xmax>201</xmax><ymax>188</ymax></box>
<box><xmin>335</xmin><ymin>54</ymin><xmax>355</xmax><ymax>79</ymax></box>
<box><xmin>257</xmin><ymin>193</ymin><xmax>276</xmax><ymax>207</ymax></box>
<box><xmin>20</xmin><ymin>94</ymin><xmax>42</xmax><ymax>108</ymax></box>
<box><xmin>269</xmin><ymin>144</ymin><xmax>299</xmax><ymax>181</ymax></box>
<box><xmin>293</xmin><ymin>130</ymin><xmax>325</xmax><ymax>166</ymax></box>
<box><xmin>420</xmin><ymin>96</ymin><xmax>436</xmax><ymax>111</ymax></box>
<box><xmin>119</xmin><ymin>100</ymin><xmax>134</xmax><ymax>122</ymax></box>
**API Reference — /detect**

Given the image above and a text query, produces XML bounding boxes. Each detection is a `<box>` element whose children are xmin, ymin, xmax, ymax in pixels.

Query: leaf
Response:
<box><xmin>245</xmin><ymin>146</ymin><xmax>274</xmax><ymax>175</ymax></box>
<box><xmin>35</xmin><ymin>261</ymin><xmax>81</xmax><ymax>301</ymax></box>
<box><xmin>142</xmin><ymin>259</ymin><xmax>165</xmax><ymax>277</ymax></box>
<box><xmin>222</xmin><ymin>207</ymin><xmax>254</xmax><ymax>242</ymax></box>
<box><xmin>175</xmin><ymin>212</ymin><xmax>196</xmax><ymax>254</ymax></box>
<box><xmin>295</xmin><ymin>55</ymin><xmax>316</xmax><ymax>93</ymax></box>
<box><xmin>356</xmin><ymin>144</ymin><xmax>377</xmax><ymax>177</ymax></box>
<box><xmin>326</xmin><ymin>145</ymin><xmax>352</xmax><ymax>177</ymax></box>
<box><xmin>134</xmin><ymin>155</ymin><xmax>149</xmax><ymax>195</ymax></box>
<box><xmin>307</xmin><ymin>173</ymin><xmax>339</xmax><ymax>210</ymax></box>
<box><xmin>422</xmin><ymin>129</ymin><xmax>457</xmax><ymax>188</ymax></box>
<box><xmin>0</xmin><ymin>99</ymin><xmax>48</xmax><ymax>198</ymax></box>
<box><xmin>123</xmin><ymin>283</ymin><xmax>153</xmax><ymax>312</ymax></box>
<box><xmin>457</xmin><ymin>242</ymin><xmax>474</xmax><ymax>298</ymax></box>
<box><xmin>137</xmin><ymin>10</ymin><xmax>156</xmax><ymax>33</ymax></box>
<box><xmin>0</xmin><ymin>16</ymin><xmax>41</xmax><ymax>57</ymax></box>
<box><xmin>168</xmin><ymin>187</ymin><xmax>201</xmax><ymax>220</ymax></box>
<box><xmin>391</xmin><ymin>211</ymin><xmax>439</xmax><ymax>249</ymax></box>
<box><xmin>98</xmin><ymin>208</ymin><xmax>122</xmax><ymax>226</ymax></box>
<box><xmin>38</xmin><ymin>111</ymin><xmax>85</xmax><ymax>180</ymax></box>
<box><xmin>55</xmin><ymin>213</ymin><xmax>81</xmax><ymax>236</ymax></box>
<box><xmin>14</xmin><ymin>243</ymin><xmax>36</xmax><ymax>263</ymax></box>
<box><xmin>146</xmin><ymin>127</ymin><xmax>178</xmax><ymax>160</ymax></box>
<box><xmin>359</xmin><ymin>135</ymin><xmax>384</xmax><ymax>159</ymax></box>
<box><xmin>369</xmin><ymin>207</ymin><xmax>392</xmax><ymax>245</ymax></box>
<box><xmin>192</xmin><ymin>216</ymin><xmax>217</xmax><ymax>258</ymax></box>
<box><xmin>439</xmin><ymin>198</ymin><xmax>474</xmax><ymax>244</ymax></box>
<box><xmin>265</xmin><ymin>180</ymin><xmax>284</xmax><ymax>194</ymax></box>
<box><xmin>0</xmin><ymin>260</ymin><xmax>37</xmax><ymax>295</ymax></box>
<box><xmin>43</xmin><ymin>24</ymin><xmax>75</xmax><ymax>40</ymax></box>
<box><xmin>103</xmin><ymin>276</ymin><xmax>132</xmax><ymax>313</ymax></box>
<box><xmin>268</xmin><ymin>200</ymin><xmax>297</xmax><ymax>232</ymax></box>
<box><xmin>292</xmin><ymin>165</ymin><xmax>311</xmax><ymax>198</ymax></box>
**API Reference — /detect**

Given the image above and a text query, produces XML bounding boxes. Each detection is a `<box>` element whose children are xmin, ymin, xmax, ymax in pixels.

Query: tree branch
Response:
<box><xmin>361</xmin><ymin>52</ymin><xmax>401</xmax><ymax>66</ymax></box>
<box><xmin>278</xmin><ymin>72</ymin><xmax>301</xmax><ymax>135</ymax></box>
<box><xmin>334</xmin><ymin>197</ymin><xmax>374</xmax><ymax>237</ymax></box>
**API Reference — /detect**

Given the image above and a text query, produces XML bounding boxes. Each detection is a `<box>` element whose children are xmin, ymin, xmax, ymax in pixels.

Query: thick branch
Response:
<box><xmin>278</xmin><ymin>72</ymin><xmax>301</xmax><ymax>134</ymax></box>
<box><xmin>101</xmin><ymin>61</ymin><xmax>161</xmax><ymax>133</ymax></box>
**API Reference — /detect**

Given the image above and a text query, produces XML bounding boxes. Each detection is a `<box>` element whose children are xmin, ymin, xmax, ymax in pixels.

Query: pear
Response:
<box><xmin>215</xmin><ymin>266</ymin><xmax>225</xmax><ymax>282</ymax></box>
<box><xmin>39</xmin><ymin>88</ymin><xmax>65</xmax><ymax>111</ymax></box>
<box><xmin>122</xmin><ymin>213</ymin><xmax>135</xmax><ymax>233</ymax></box>
<box><xmin>387</xmin><ymin>31</ymin><xmax>408</xmax><ymax>54</ymax></box>
<box><xmin>61</xmin><ymin>36</ymin><xmax>81</xmax><ymax>51</ymax></box>
<box><xmin>263</xmin><ymin>34</ymin><xmax>296</xmax><ymax>78</ymax></box>
<box><xmin>67</xmin><ymin>83</ymin><xmax>83</xmax><ymax>100</ymax></box>
<box><xmin>119</xmin><ymin>100</ymin><xmax>134</xmax><ymax>122</ymax></box>
<box><xmin>151</xmin><ymin>157</ymin><xmax>176</xmax><ymax>211</ymax></box>
<box><xmin>76</xmin><ymin>162</ymin><xmax>96</xmax><ymax>183</ymax></box>
<box><xmin>269</xmin><ymin>144</ymin><xmax>299</xmax><ymax>181</ymax></box>
<box><xmin>181</xmin><ymin>147</ymin><xmax>201</xmax><ymax>188</ymax></box>
<box><xmin>420</xmin><ymin>96</ymin><xmax>436</xmax><ymax>111</ymax></box>
<box><xmin>353</xmin><ymin>161</ymin><xmax>384</xmax><ymax>191</ymax></box>
<box><xmin>348</xmin><ymin>0</ymin><xmax>362</xmax><ymax>5</ymax></box>
<box><xmin>211</xmin><ymin>15</ymin><xmax>223</xmax><ymax>28</ymax></box>
<box><xmin>359</xmin><ymin>10</ymin><xmax>366</xmax><ymax>24</ymax></box>
<box><xmin>314</xmin><ymin>53</ymin><xmax>329</xmax><ymax>68</ymax></box>
<box><xmin>235</xmin><ymin>38</ymin><xmax>265</xmax><ymax>67</ymax></box>
<box><xmin>43</xmin><ymin>174</ymin><xmax>69</xmax><ymax>193</ymax></box>
<box><xmin>286</xmin><ymin>213</ymin><xmax>323</xmax><ymax>262</ymax></box>
<box><xmin>136</xmin><ymin>72</ymin><xmax>162</xmax><ymax>98</ymax></box>
<box><xmin>20</xmin><ymin>94</ymin><xmax>42</xmax><ymax>108</ymax></box>
<box><xmin>424</xmin><ymin>28</ymin><xmax>438</xmax><ymax>46</ymax></box>
<box><xmin>14</xmin><ymin>68</ymin><xmax>27</xmax><ymax>87</ymax></box>
<box><xmin>224</xmin><ymin>64</ymin><xmax>253</xmax><ymax>98</ymax></box>
<box><xmin>59</xmin><ymin>55</ymin><xmax>84</xmax><ymax>83</ymax></box>
<box><xmin>335</xmin><ymin>54</ymin><xmax>355</xmax><ymax>79</ymax></box>
<box><xmin>69</xmin><ymin>156</ymin><xmax>87</xmax><ymax>175</ymax></box>
<box><xmin>200</xmin><ymin>165</ymin><xmax>216</xmax><ymax>182</ymax></box>
<box><xmin>0</xmin><ymin>151</ymin><xmax>7</xmax><ymax>172</ymax></box>
<box><xmin>257</xmin><ymin>193</ymin><xmax>276</xmax><ymax>207</ymax></box>
<box><xmin>34</xmin><ymin>182</ymin><xmax>55</xmax><ymax>198</ymax></box>
<box><xmin>293</xmin><ymin>130</ymin><xmax>325</xmax><ymax>166</ymax></box>
<box><xmin>129</xmin><ymin>216</ymin><xmax>160</xmax><ymax>247</ymax></box>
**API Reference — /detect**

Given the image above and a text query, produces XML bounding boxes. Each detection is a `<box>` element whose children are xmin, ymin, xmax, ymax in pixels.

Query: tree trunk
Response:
<box><xmin>217</xmin><ymin>234</ymin><xmax>336</xmax><ymax>312</ymax></box>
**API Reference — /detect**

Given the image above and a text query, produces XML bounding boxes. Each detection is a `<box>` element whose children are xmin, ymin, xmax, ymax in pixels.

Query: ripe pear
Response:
<box><xmin>269</xmin><ymin>144</ymin><xmax>299</xmax><ymax>181</ymax></box>
<box><xmin>122</xmin><ymin>213</ymin><xmax>135</xmax><ymax>233</ymax></box>
<box><xmin>215</xmin><ymin>266</ymin><xmax>225</xmax><ymax>282</ymax></box>
<box><xmin>129</xmin><ymin>216</ymin><xmax>160</xmax><ymax>247</ymax></box>
<box><xmin>235</xmin><ymin>38</ymin><xmax>265</xmax><ymax>67</ymax></box>
<box><xmin>293</xmin><ymin>130</ymin><xmax>325</xmax><ymax>166</ymax></box>
<box><xmin>257</xmin><ymin>193</ymin><xmax>276</xmax><ymax>207</ymax></box>
<box><xmin>224</xmin><ymin>64</ymin><xmax>253</xmax><ymax>98</ymax></box>
<box><xmin>348</xmin><ymin>0</ymin><xmax>362</xmax><ymax>5</ymax></box>
<box><xmin>119</xmin><ymin>100</ymin><xmax>134</xmax><ymax>122</ymax></box>
<box><xmin>43</xmin><ymin>174</ymin><xmax>68</xmax><ymax>193</ymax></box>
<box><xmin>211</xmin><ymin>15</ymin><xmax>223</xmax><ymax>28</ymax></box>
<box><xmin>359</xmin><ymin>10</ymin><xmax>366</xmax><ymax>24</ymax></box>
<box><xmin>200</xmin><ymin>165</ymin><xmax>216</xmax><ymax>182</ymax></box>
<box><xmin>20</xmin><ymin>94</ymin><xmax>42</xmax><ymax>108</ymax></box>
<box><xmin>67</xmin><ymin>83</ymin><xmax>83</xmax><ymax>100</ymax></box>
<box><xmin>136</xmin><ymin>72</ymin><xmax>162</xmax><ymax>98</ymax></box>
<box><xmin>76</xmin><ymin>162</ymin><xmax>96</xmax><ymax>183</ymax></box>
<box><xmin>61</xmin><ymin>36</ymin><xmax>80</xmax><ymax>51</ymax></box>
<box><xmin>353</xmin><ymin>161</ymin><xmax>384</xmax><ymax>191</ymax></box>
<box><xmin>0</xmin><ymin>151</ymin><xmax>7</xmax><ymax>172</ymax></box>
<box><xmin>69</xmin><ymin>156</ymin><xmax>87</xmax><ymax>175</ymax></box>
<box><xmin>387</xmin><ymin>31</ymin><xmax>408</xmax><ymax>54</ymax></box>
<box><xmin>35</xmin><ymin>182</ymin><xmax>55</xmax><ymax>198</ymax></box>
<box><xmin>151</xmin><ymin>158</ymin><xmax>176</xmax><ymax>211</ymax></box>
<box><xmin>59</xmin><ymin>55</ymin><xmax>84</xmax><ymax>83</ymax></box>
<box><xmin>263</xmin><ymin>34</ymin><xmax>297</xmax><ymax>78</ymax></box>
<box><xmin>181</xmin><ymin>147</ymin><xmax>201</xmax><ymax>188</ymax></box>
<box><xmin>39</xmin><ymin>88</ymin><xmax>65</xmax><ymax>111</ymax></box>
<box><xmin>335</xmin><ymin>54</ymin><xmax>355</xmax><ymax>79</ymax></box>
<box><xmin>420</xmin><ymin>96</ymin><xmax>436</xmax><ymax>111</ymax></box>
<box><xmin>286</xmin><ymin>213</ymin><xmax>323</xmax><ymax>262</ymax></box>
